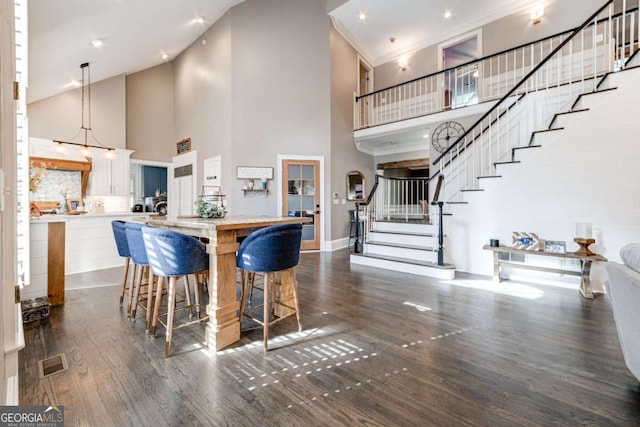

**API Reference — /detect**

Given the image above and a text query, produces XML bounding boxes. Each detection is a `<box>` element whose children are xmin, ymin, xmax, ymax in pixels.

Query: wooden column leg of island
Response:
<box><xmin>273</xmin><ymin>270</ymin><xmax>296</xmax><ymax>318</ymax></box>
<box><xmin>579</xmin><ymin>259</ymin><xmax>594</xmax><ymax>299</ymax></box>
<box><xmin>205</xmin><ymin>229</ymin><xmax>241</xmax><ymax>351</ymax></box>
<box><xmin>47</xmin><ymin>222</ymin><xmax>66</xmax><ymax>306</ymax></box>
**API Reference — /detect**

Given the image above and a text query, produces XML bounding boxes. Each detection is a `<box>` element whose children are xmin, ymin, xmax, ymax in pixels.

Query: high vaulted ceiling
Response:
<box><xmin>28</xmin><ymin>0</ymin><xmax>244</xmax><ymax>103</ymax></box>
<box><xmin>329</xmin><ymin>0</ymin><xmax>539</xmax><ymax>66</ymax></box>
<box><xmin>29</xmin><ymin>0</ymin><xmax>538</xmax><ymax>103</ymax></box>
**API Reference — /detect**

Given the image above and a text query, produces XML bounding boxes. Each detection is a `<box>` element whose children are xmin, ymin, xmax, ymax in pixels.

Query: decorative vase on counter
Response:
<box><xmin>59</xmin><ymin>199</ymin><xmax>67</xmax><ymax>213</ymax></box>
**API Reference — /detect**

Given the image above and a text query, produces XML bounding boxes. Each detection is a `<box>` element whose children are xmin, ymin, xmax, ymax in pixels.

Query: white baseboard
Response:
<box><xmin>324</xmin><ymin>237</ymin><xmax>349</xmax><ymax>251</ymax></box>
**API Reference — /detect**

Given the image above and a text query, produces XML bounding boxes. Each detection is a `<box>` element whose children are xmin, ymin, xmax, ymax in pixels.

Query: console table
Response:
<box><xmin>482</xmin><ymin>245</ymin><xmax>607</xmax><ymax>299</ymax></box>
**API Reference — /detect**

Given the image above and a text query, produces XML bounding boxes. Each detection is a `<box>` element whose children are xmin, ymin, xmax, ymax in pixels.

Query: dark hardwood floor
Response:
<box><xmin>20</xmin><ymin>249</ymin><xmax>640</xmax><ymax>426</ymax></box>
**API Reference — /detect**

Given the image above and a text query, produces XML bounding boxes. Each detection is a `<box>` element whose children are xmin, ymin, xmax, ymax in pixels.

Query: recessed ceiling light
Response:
<box><xmin>161</xmin><ymin>53</ymin><xmax>169</xmax><ymax>61</ymax></box>
<box><xmin>444</xmin><ymin>10</ymin><xmax>452</xmax><ymax>19</ymax></box>
<box><xmin>423</xmin><ymin>133</ymin><xmax>430</xmax><ymax>139</ymax></box>
<box><xmin>90</xmin><ymin>39</ymin><xmax>104</xmax><ymax>48</ymax></box>
<box><xmin>193</xmin><ymin>16</ymin><xmax>205</xmax><ymax>25</ymax></box>
<box><xmin>359</xmin><ymin>12</ymin><xmax>366</xmax><ymax>21</ymax></box>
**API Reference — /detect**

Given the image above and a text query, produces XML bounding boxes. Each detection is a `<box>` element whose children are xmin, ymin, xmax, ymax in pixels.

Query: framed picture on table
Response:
<box><xmin>67</xmin><ymin>198</ymin><xmax>82</xmax><ymax>213</ymax></box>
<box><xmin>544</xmin><ymin>240</ymin><xmax>566</xmax><ymax>254</ymax></box>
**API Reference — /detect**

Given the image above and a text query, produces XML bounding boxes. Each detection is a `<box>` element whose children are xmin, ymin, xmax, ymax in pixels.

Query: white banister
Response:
<box><xmin>431</xmin><ymin>1</ymin><xmax>639</xmax><ymax>204</ymax></box>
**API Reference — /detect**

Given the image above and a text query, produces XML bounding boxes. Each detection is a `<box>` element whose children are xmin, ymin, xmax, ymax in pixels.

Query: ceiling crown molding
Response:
<box><xmin>330</xmin><ymin>16</ymin><xmax>374</xmax><ymax>66</ymax></box>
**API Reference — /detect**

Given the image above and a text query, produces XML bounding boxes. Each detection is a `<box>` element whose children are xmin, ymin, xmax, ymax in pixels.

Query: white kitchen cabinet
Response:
<box><xmin>88</xmin><ymin>149</ymin><xmax>133</xmax><ymax>196</ymax></box>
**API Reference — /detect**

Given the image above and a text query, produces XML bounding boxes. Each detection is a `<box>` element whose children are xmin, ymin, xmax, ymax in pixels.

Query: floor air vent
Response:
<box><xmin>38</xmin><ymin>353</ymin><xmax>68</xmax><ymax>378</ymax></box>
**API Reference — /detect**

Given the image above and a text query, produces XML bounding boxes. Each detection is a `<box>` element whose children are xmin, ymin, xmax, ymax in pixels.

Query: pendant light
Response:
<box><xmin>53</xmin><ymin>62</ymin><xmax>116</xmax><ymax>159</ymax></box>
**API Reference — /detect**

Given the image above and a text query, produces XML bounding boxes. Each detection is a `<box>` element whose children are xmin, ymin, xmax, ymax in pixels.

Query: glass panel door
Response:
<box><xmin>282</xmin><ymin>159</ymin><xmax>320</xmax><ymax>250</ymax></box>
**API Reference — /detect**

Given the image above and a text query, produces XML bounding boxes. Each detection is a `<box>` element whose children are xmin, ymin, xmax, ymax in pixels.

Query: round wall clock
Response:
<box><xmin>431</xmin><ymin>121</ymin><xmax>465</xmax><ymax>154</ymax></box>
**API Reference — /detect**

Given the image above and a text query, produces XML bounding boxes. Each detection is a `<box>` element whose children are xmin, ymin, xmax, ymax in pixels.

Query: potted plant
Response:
<box><xmin>195</xmin><ymin>199</ymin><xmax>226</xmax><ymax>218</ymax></box>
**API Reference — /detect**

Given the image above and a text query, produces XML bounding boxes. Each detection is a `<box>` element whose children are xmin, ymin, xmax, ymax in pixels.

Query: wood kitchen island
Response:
<box><xmin>27</xmin><ymin>212</ymin><xmax>154</xmax><ymax>305</ymax></box>
<box><xmin>139</xmin><ymin>215</ymin><xmax>310</xmax><ymax>351</ymax></box>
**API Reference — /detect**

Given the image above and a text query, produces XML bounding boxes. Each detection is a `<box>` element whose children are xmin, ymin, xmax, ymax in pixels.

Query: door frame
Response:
<box><xmin>437</xmin><ymin>29</ymin><xmax>483</xmax><ymax>71</ymax></box>
<box><xmin>357</xmin><ymin>54</ymin><xmax>374</xmax><ymax>95</ymax></box>
<box><xmin>131</xmin><ymin>158</ymin><xmax>171</xmax><ymax>202</ymax></box>
<box><xmin>437</xmin><ymin>29</ymin><xmax>483</xmax><ymax>108</ymax></box>
<box><xmin>277</xmin><ymin>155</ymin><xmax>325</xmax><ymax>252</ymax></box>
<box><xmin>1</xmin><ymin>0</ymin><xmax>24</xmax><ymax>404</ymax></box>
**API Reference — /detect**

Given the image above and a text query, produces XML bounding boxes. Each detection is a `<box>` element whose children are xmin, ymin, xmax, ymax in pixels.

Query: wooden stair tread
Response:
<box><xmin>353</xmin><ymin>252</ymin><xmax>455</xmax><ymax>269</ymax></box>
<box><xmin>366</xmin><ymin>240</ymin><xmax>434</xmax><ymax>251</ymax></box>
<box><xmin>374</xmin><ymin>218</ymin><xmax>431</xmax><ymax>224</ymax></box>
<box><xmin>370</xmin><ymin>230</ymin><xmax>434</xmax><ymax>238</ymax></box>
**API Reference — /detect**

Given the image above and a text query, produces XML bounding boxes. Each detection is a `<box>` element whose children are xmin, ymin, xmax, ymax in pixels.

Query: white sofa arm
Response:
<box><xmin>606</xmin><ymin>262</ymin><xmax>640</xmax><ymax>382</ymax></box>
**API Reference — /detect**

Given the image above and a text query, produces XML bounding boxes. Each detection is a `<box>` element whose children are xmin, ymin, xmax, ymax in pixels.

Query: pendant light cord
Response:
<box><xmin>53</xmin><ymin>62</ymin><xmax>115</xmax><ymax>154</ymax></box>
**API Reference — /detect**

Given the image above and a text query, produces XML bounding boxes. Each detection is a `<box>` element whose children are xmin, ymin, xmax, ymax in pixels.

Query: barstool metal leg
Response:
<box><xmin>120</xmin><ymin>257</ymin><xmax>130</xmax><ymax>305</ymax></box>
<box><xmin>131</xmin><ymin>265</ymin><xmax>147</xmax><ymax>320</ymax></box>
<box><xmin>165</xmin><ymin>276</ymin><xmax>178</xmax><ymax>358</ymax></box>
<box><xmin>263</xmin><ymin>272</ymin><xmax>271</xmax><ymax>351</ymax></box>
<box><xmin>145</xmin><ymin>267</ymin><xmax>156</xmax><ymax>333</ymax></box>
<box><xmin>239</xmin><ymin>270</ymin><xmax>249</xmax><ymax>322</ymax></box>
<box><xmin>290</xmin><ymin>269</ymin><xmax>302</xmax><ymax>332</ymax></box>
<box><xmin>184</xmin><ymin>275</ymin><xmax>193</xmax><ymax>318</ymax></box>
<box><xmin>193</xmin><ymin>274</ymin><xmax>202</xmax><ymax>319</ymax></box>
<box><xmin>151</xmin><ymin>276</ymin><xmax>165</xmax><ymax>336</ymax></box>
<box><xmin>127</xmin><ymin>264</ymin><xmax>139</xmax><ymax>316</ymax></box>
<box><xmin>248</xmin><ymin>272</ymin><xmax>256</xmax><ymax>302</ymax></box>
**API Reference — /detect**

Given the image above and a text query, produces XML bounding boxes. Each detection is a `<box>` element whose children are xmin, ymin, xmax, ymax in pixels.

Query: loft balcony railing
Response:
<box><xmin>432</xmin><ymin>0</ymin><xmax>639</xmax><ymax>204</ymax></box>
<box><xmin>353</xmin><ymin>1</ymin><xmax>638</xmax><ymax>131</ymax></box>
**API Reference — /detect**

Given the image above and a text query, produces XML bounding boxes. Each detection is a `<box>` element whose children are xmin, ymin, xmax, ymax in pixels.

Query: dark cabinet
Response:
<box><xmin>142</xmin><ymin>166</ymin><xmax>167</xmax><ymax>197</ymax></box>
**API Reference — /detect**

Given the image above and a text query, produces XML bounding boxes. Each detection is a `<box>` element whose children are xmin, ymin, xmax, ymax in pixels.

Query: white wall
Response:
<box><xmin>448</xmin><ymin>67</ymin><xmax>640</xmax><ymax>292</ymax></box>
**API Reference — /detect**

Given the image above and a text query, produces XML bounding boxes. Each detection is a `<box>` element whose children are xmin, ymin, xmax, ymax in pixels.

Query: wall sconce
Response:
<box><xmin>398</xmin><ymin>56</ymin><xmax>408</xmax><ymax>71</ymax></box>
<box><xmin>531</xmin><ymin>2</ymin><xmax>544</xmax><ymax>25</ymax></box>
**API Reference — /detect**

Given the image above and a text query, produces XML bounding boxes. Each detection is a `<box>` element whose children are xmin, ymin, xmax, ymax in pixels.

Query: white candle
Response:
<box><xmin>575</xmin><ymin>222</ymin><xmax>592</xmax><ymax>239</ymax></box>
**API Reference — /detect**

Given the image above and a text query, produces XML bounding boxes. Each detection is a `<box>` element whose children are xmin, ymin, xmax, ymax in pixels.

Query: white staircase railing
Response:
<box><xmin>432</xmin><ymin>0</ymin><xmax>639</xmax><ymax>203</ymax></box>
<box><xmin>372</xmin><ymin>176</ymin><xmax>429</xmax><ymax>221</ymax></box>
<box><xmin>358</xmin><ymin>175</ymin><xmax>447</xmax><ymax>265</ymax></box>
<box><xmin>354</xmin><ymin>3</ymin><xmax>637</xmax><ymax>130</ymax></box>
<box><xmin>356</xmin><ymin>175</ymin><xmax>429</xmax><ymax>252</ymax></box>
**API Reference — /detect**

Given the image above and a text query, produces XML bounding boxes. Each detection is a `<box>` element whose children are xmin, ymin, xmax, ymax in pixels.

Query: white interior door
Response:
<box><xmin>203</xmin><ymin>155</ymin><xmax>221</xmax><ymax>187</ymax></box>
<box><xmin>170</xmin><ymin>151</ymin><xmax>197</xmax><ymax>217</ymax></box>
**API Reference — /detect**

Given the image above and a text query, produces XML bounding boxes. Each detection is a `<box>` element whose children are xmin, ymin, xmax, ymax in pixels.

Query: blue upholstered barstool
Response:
<box><xmin>142</xmin><ymin>226</ymin><xmax>209</xmax><ymax>357</ymax></box>
<box><xmin>237</xmin><ymin>223</ymin><xmax>303</xmax><ymax>351</ymax></box>
<box><xmin>124</xmin><ymin>222</ymin><xmax>176</xmax><ymax>332</ymax></box>
<box><xmin>111</xmin><ymin>220</ymin><xmax>133</xmax><ymax>310</ymax></box>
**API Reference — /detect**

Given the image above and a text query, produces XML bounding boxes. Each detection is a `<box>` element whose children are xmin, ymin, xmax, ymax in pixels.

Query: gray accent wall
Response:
<box><xmin>173</xmin><ymin>11</ymin><xmax>233</xmax><ymax>207</ymax></box>
<box><xmin>126</xmin><ymin>62</ymin><xmax>175</xmax><ymax>162</ymax></box>
<box><xmin>171</xmin><ymin>0</ymin><xmax>333</xmax><ymax>242</ymax></box>
<box><xmin>330</xmin><ymin>25</ymin><xmax>373</xmax><ymax>240</ymax></box>
<box><xmin>228</xmin><ymin>0</ymin><xmax>331</xmax><ymax>221</ymax></box>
